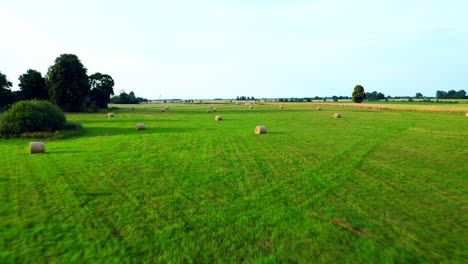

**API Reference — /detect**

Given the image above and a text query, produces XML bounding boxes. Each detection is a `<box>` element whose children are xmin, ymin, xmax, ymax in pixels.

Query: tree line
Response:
<box><xmin>0</xmin><ymin>54</ymin><xmax>147</xmax><ymax>112</ymax></box>
<box><xmin>436</xmin><ymin>90</ymin><xmax>467</xmax><ymax>99</ymax></box>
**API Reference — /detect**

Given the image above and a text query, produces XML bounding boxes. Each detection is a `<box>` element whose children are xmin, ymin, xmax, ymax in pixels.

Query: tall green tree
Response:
<box><xmin>128</xmin><ymin>91</ymin><xmax>138</xmax><ymax>104</ymax></box>
<box><xmin>0</xmin><ymin>71</ymin><xmax>13</xmax><ymax>108</ymax></box>
<box><xmin>18</xmin><ymin>69</ymin><xmax>48</xmax><ymax>100</ymax></box>
<box><xmin>352</xmin><ymin>85</ymin><xmax>366</xmax><ymax>103</ymax></box>
<box><xmin>46</xmin><ymin>54</ymin><xmax>90</xmax><ymax>112</ymax></box>
<box><xmin>89</xmin><ymin>72</ymin><xmax>115</xmax><ymax>109</ymax></box>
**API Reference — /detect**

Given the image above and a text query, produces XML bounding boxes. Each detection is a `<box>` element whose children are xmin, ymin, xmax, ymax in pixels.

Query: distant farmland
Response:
<box><xmin>1</xmin><ymin>103</ymin><xmax>467</xmax><ymax>262</ymax></box>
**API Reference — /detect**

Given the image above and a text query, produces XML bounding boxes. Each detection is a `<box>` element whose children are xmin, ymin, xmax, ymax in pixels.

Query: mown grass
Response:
<box><xmin>0</xmin><ymin>103</ymin><xmax>467</xmax><ymax>262</ymax></box>
<box><xmin>316</xmin><ymin>101</ymin><xmax>468</xmax><ymax>113</ymax></box>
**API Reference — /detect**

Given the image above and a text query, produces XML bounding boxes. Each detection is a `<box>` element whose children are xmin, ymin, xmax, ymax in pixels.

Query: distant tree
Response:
<box><xmin>128</xmin><ymin>91</ymin><xmax>138</xmax><ymax>104</ymax></box>
<box><xmin>0</xmin><ymin>71</ymin><xmax>13</xmax><ymax>108</ymax></box>
<box><xmin>110</xmin><ymin>90</ymin><xmax>141</xmax><ymax>104</ymax></box>
<box><xmin>436</xmin><ymin>89</ymin><xmax>467</xmax><ymax>99</ymax></box>
<box><xmin>352</xmin><ymin>85</ymin><xmax>366</xmax><ymax>103</ymax></box>
<box><xmin>415</xmin><ymin>92</ymin><xmax>423</xmax><ymax>99</ymax></box>
<box><xmin>456</xmin><ymin>89</ymin><xmax>466</xmax><ymax>99</ymax></box>
<box><xmin>332</xmin><ymin>96</ymin><xmax>338</xmax><ymax>102</ymax></box>
<box><xmin>89</xmin><ymin>72</ymin><xmax>114</xmax><ymax>109</ymax></box>
<box><xmin>436</xmin><ymin>90</ymin><xmax>447</xmax><ymax>99</ymax></box>
<box><xmin>46</xmin><ymin>54</ymin><xmax>90</xmax><ymax>112</ymax></box>
<box><xmin>366</xmin><ymin>91</ymin><xmax>385</xmax><ymax>101</ymax></box>
<box><xmin>447</xmin><ymin>90</ymin><xmax>457</xmax><ymax>99</ymax></box>
<box><xmin>18</xmin><ymin>69</ymin><xmax>48</xmax><ymax>100</ymax></box>
<box><xmin>137</xmin><ymin>97</ymin><xmax>149</xmax><ymax>103</ymax></box>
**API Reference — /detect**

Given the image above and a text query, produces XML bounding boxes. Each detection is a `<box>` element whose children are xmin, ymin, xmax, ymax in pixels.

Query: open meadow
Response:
<box><xmin>1</xmin><ymin>102</ymin><xmax>467</xmax><ymax>262</ymax></box>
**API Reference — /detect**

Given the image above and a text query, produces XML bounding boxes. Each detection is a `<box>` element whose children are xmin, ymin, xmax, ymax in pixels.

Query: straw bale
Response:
<box><xmin>215</xmin><ymin>115</ymin><xmax>223</xmax><ymax>121</ymax></box>
<box><xmin>136</xmin><ymin>123</ymin><xmax>145</xmax><ymax>130</ymax></box>
<box><xmin>317</xmin><ymin>107</ymin><xmax>322</xmax><ymax>111</ymax></box>
<box><xmin>255</xmin><ymin>126</ymin><xmax>267</xmax><ymax>134</ymax></box>
<box><xmin>29</xmin><ymin>142</ymin><xmax>45</xmax><ymax>154</ymax></box>
<box><xmin>108</xmin><ymin>112</ymin><xmax>115</xmax><ymax>117</ymax></box>
<box><xmin>333</xmin><ymin>113</ymin><xmax>342</xmax><ymax>118</ymax></box>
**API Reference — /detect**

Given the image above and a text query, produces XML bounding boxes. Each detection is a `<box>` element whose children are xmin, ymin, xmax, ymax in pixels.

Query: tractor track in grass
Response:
<box><xmin>2</xmin><ymin>105</ymin><xmax>466</xmax><ymax>262</ymax></box>
<box><xmin>45</xmin><ymin>151</ymin><xmax>125</xmax><ymax>242</ymax></box>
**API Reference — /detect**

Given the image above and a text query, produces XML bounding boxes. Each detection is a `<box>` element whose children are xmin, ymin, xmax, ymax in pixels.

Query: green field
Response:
<box><xmin>1</xmin><ymin>103</ymin><xmax>467</xmax><ymax>262</ymax></box>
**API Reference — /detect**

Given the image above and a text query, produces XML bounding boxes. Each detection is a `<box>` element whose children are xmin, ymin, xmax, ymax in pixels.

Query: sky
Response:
<box><xmin>1</xmin><ymin>0</ymin><xmax>467</xmax><ymax>99</ymax></box>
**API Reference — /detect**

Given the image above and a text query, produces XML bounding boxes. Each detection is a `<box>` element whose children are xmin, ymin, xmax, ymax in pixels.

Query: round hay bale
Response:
<box><xmin>465</xmin><ymin>112</ymin><xmax>468</xmax><ymax>117</ymax></box>
<box><xmin>255</xmin><ymin>126</ymin><xmax>267</xmax><ymax>134</ymax></box>
<box><xmin>207</xmin><ymin>109</ymin><xmax>212</xmax><ymax>113</ymax></box>
<box><xmin>213</xmin><ymin>108</ymin><xmax>217</xmax><ymax>112</ymax></box>
<box><xmin>160</xmin><ymin>108</ymin><xmax>165</xmax><ymax>112</ymax></box>
<box><xmin>236</xmin><ymin>102</ymin><xmax>241</xmax><ymax>105</ymax></box>
<box><xmin>249</xmin><ymin>106</ymin><xmax>254</xmax><ymax>109</ymax></box>
<box><xmin>108</xmin><ymin>112</ymin><xmax>115</xmax><ymax>117</ymax></box>
<box><xmin>136</xmin><ymin>123</ymin><xmax>145</xmax><ymax>130</ymax></box>
<box><xmin>215</xmin><ymin>115</ymin><xmax>223</xmax><ymax>121</ymax></box>
<box><xmin>209</xmin><ymin>105</ymin><xmax>213</xmax><ymax>109</ymax></box>
<box><xmin>279</xmin><ymin>105</ymin><xmax>284</xmax><ymax>109</ymax></box>
<box><xmin>316</xmin><ymin>107</ymin><xmax>322</xmax><ymax>111</ymax></box>
<box><xmin>333</xmin><ymin>113</ymin><xmax>342</xmax><ymax>118</ymax></box>
<box><xmin>165</xmin><ymin>106</ymin><xmax>169</xmax><ymax>110</ymax></box>
<box><xmin>29</xmin><ymin>142</ymin><xmax>45</xmax><ymax>154</ymax></box>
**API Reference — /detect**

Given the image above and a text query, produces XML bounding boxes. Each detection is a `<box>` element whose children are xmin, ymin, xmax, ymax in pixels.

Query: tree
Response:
<box><xmin>332</xmin><ymin>96</ymin><xmax>338</xmax><ymax>102</ymax></box>
<box><xmin>46</xmin><ymin>54</ymin><xmax>90</xmax><ymax>112</ymax></box>
<box><xmin>18</xmin><ymin>69</ymin><xmax>48</xmax><ymax>100</ymax></box>
<box><xmin>0</xmin><ymin>71</ymin><xmax>13</xmax><ymax>108</ymax></box>
<box><xmin>447</xmin><ymin>90</ymin><xmax>457</xmax><ymax>99</ymax></box>
<box><xmin>89</xmin><ymin>72</ymin><xmax>114</xmax><ymax>109</ymax></box>
<box><xmin>456</xmin><ymin>90</ymin><xmax>466</xmax><ymax>99</ymax></box>
<box><xmin>436</xmin><ymin>89</ymin><xmax>467</xmax><ymax>99</ymax></box>
<box><xmin>366</xmin><ymin>91</ymin><xmax>385</xmax><ymax>101</ymax></box>
<box><xmin>128</xmin><ymin>91</ymin><xmax>138</xmax><ymax>104</ymax></box>
<box><xmin>436</xmin><ymin>90</ymin><xmax>447</xmax><ymax>99</ymax></box>
<box><xmin>352</xmin><ymin>85</ymin><xmax>366</xmax><ymax>103</ymax></box>
<box><xmin>110</xmin><ymin>90</ymin><xmax>141</xmax><ymax>104</ymax></box>
<box><xmin>415</xmin><ymin>92</ymin><xmax>423</xmax><ymax>99</ymax></box>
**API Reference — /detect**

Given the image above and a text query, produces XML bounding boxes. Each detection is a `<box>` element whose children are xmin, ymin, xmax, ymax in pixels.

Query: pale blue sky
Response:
<box><xmin>1</xmin><ymin>0</ymin><xmax>467</xmax><ymax>99</ymax></box>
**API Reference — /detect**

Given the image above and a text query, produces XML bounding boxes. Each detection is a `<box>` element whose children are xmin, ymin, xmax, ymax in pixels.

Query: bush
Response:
<box><xmin>0</xmin><ymin>100</ymin><xmax>67</xmax><ymax>137</ymax></box>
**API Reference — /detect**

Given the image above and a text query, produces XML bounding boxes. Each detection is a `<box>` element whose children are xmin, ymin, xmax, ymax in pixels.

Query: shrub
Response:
<box><xmin>0</xmin><ymin>100</ymin><xmax>67</xmax><ymax>137</ymax></box>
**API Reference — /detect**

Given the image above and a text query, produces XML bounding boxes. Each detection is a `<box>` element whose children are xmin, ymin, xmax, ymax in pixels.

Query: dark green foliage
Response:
<box><xmin>365</xmin><ymin>91</ymin><xmax>385</xmax><ymax>101</ymax></box>
<box><xmin>436</xmin><ymin>89</ymin><xmax>467</xmax><ymax>99</ymax></box>
<box><xmin>0</xmin><ymin>100</ymin><xmax>66</xmax><ymax>137</ymax></box>
<box><xmin>0</xmin><ymin>71</ymin><xmax>14</xmax><ymax>108</ymax></box>
<box><xmin>18</xmin><ymin>69</ymin><xmax>48</xmax><ymax>100</ymax></box>
<box><xmin>415</xmin><ymin>92</ymin><xmax>423</xmax><ymax>99</ymax></box>
<box><xmin>352</xmin><ymin>85</ymin><xmax>366</xmax><ymax>103</ymax></box>
<box><xmin>46</xmin><ymin>54</ymin><xmax>90</xmax><ymax>112</ymax></box>
<box><xmin>137</xmin><ymin>97</ymin><xmax>149</xmax><ymax>103</ymax></box>
<box><xmin>110</xmin><ymin>90</ymin><xmax>139</xmax><ymax>104</ymax></box>
<box><xmin>89</xmin><ymin>72</ymin><xmax>114</xmax><ymax>109</ymax></box>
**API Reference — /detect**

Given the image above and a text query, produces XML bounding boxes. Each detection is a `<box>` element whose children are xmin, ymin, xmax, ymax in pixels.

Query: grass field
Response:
<box><xmin>1</xmin><ymin>103</ymin><xmax>467</xmax><ymax>262</ymax></box>
<box><xmin>316</xmin><ymin>101</ymin><xmax>468</xmax><ymax>113</ymax></box>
